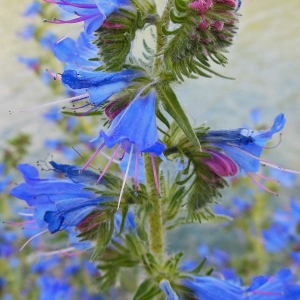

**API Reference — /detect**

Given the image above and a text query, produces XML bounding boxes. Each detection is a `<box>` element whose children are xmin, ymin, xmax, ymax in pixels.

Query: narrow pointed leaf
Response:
<box><xmin>158</xmin><ymin>85</ymin><xmax>201</xmax><ymax>149</ymax></box>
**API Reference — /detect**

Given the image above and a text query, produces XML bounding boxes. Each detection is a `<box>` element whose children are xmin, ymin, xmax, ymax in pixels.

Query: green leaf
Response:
<box><xmin>60</xmin><ymin>110</ymin><xmax>103</xmax><ymax>117</ymax></box>
<box><xmin>90</xmin><ymin>214</ymin><xmax>115</xmax><ymax>261</ymax></box>
<box><xmin>190</xmin><ymin>257</ymin><xmax>207</xmax><ymax>274</ymax></box>
<box><xmin>170</xmin><ymin>9</ymin><xmax>187</xmax><ymax>23</ymax></box>
<box><xmin>158</xmin><ymin>85</ymin><xmax>201</xmax><ymax>149</ymax></box>
<box><xmin>156</xmin><ymin>108</ymin><xmax>170</xmax><ymax>129</ymax></box>
<box><xmin>133</xmin><ymin>279</ymin><xmax>161</xmax><ymax>300</ymax></box>
<box><xmin>162</xmin><ymin>25</ymin><xmax>181</xmax><ymax>36</ymax></box>
<box><xmin>175</xmin><ymin>0</ymin><xmax>187</xmax><ymax>13</ymax></box>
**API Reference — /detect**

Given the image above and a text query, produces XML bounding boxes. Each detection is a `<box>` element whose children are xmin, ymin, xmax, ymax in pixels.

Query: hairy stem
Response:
<box><xmin>153</xmin><ymin>0</ymin><xmax>174</xmax><ymax>73</ymax></box>
<box><xmin>145</xmin><ymin>154</ymin><xmax>164</xmax><ymax>262</ymax></box>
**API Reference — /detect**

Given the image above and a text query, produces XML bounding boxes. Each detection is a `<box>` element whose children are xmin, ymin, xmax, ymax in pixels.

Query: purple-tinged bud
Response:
<box><xmin>189</xmin><ymin>0</ymin><xmax>213</xmax><ymax>14</ymax></box>
<box><xmin>102</xmin><ymin>20</ymin><xmax>124</xmax><ymax>29</ymax></box>
<box><xmin>202</xmin><ymin>150</ymin><xmax>238</xmax><ymax>177</ymax></box>
<box><xmin>212</xmin><ymin>20</ymin><xmax>224</xmax><ymax>31</ymax></box>
<box><xmin>215</xmin><ymin>0</ymin><xmax>239</xmax><ymax>8</ymax></box>
<box><xmin>104</xmin><ymin>98</ymin><xmax>130</xmax><ymax>121</ymax></box>
<box><xmin>198</xmin><ymin>15</ymin><xmax>209</xmax><ymax>30</ymax></box>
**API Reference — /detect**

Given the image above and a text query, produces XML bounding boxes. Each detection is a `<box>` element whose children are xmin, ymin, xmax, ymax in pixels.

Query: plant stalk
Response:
<box><xmin>153</xmin><ymin>0</ymin><xmax>174</xmax><ymax>73</ymax></box>
<box><xmin>145</xmin><ymin>154</ymin><xmax>164</xmax><ymax>262</ymax></box>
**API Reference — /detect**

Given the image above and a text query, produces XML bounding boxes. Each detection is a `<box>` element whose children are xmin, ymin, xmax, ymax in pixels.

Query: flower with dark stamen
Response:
<box><xmin>201</xmin><ymin>113</ymin><xmax>300</xmax><ymax>195</ymax></box>
<box><xmin>44</xmin><ymin>0</ymin><xmax>131</xmax><ymax>36</ymax></box>
<box><xmin>81</xmin><ymin>88</ymin><xmax>165</xmax><ymax>205</ymax></box>
<box><xmin>60</xmin><ymin>68</ymin><xmax>143</xmax><ymax>115</ymax></box>
<box><xmin>10</xmin><ymin>162</ymin><xmax>113</xmax><ymax>235</ymax></box>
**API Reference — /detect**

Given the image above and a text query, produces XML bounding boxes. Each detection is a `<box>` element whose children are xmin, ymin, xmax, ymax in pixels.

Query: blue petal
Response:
<box><xmin>88</xmin><ymin>81</ymin><xmax>128</xmax><ymax>105</ymax></box>
<box><xmin>100</xmin><ymin>89</ymin><xmax>166</xmax><ymax>155</ymax></box>
<box><xmin>159</xmin><ymin>280</ymin><xmax>179</xmax><ymax>300</ymax></box>
<box><xmin>16</xmin><ymin>164</ymin><xmax>40</xmax><ymax>184</ymax></box>
<box><xmin>84</xmin><ymin>14</ymin><xmax>105</xmax><ymax>36</ymax></box>
<box><xmin>218</xmin><ymin>144</ymin><xmax>260</xmax><ymax>173</ymax></box>
<box><xmin>44</xmin><ymin>211</ymin><xmax>65</xmax><ymax>234</ymax></box>
<box><xmin>184</xmin><ymin>276</ymin><xmax>243</xmax><ymax>300</ymax></box>
<box><xmin>49</xmin><ymin>161</ymin><xmax>102</xmax><ymax>184</ymax></box>
<box><xmin>53</xmin><ymin>38</ymin><xmax>78</xmax><ymax>62</ymax></box>
<box><xmin>62</xmin><ymin>70</ymin><xmax>110</xmax><ymax>89</ymax></box>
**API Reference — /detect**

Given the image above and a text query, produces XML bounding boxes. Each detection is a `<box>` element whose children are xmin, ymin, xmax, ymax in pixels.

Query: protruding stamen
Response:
<box><xmin>9</xmin><ymin>93</ymin><xmax>89</xmax><ymax>114</ymax></box>
<box><xmin>247</xmin><ymin>172</ymin><xmax>279</xmax><ymax>196</ymax></box>
<box><xmin>44</xmin><ymin>0</ymin><xmax>98</xmax><ymax>9</ymax></box>
<box><xmin>45</xmin><ymin>12</ymin><xmax>99</xmax><ymax>25</ymax></box>
<box><xmin>18</xmin><ymin>212</ymin><xmax>34</xmax><ymax>216</ymax></box>
<box><xmin>250</xmin><ymin>290</ymin><xmax>283</xmax><ymax>295</ymax></box>
<box><xmin>227</xmin><ymin>142</ymin><xmax>300</xmax><ymax>175</ymax></box>
<box><xmin>4</xmin><ymin>220</ymin><xmax>35</xmax><ymax>226</ymax></box>
<box><xmin>151</xmin><ymin>154</ymin><xmax>161</xmax><ymax>197</ymax></box>
<box><xmin>55</xmin><ymin>24</ymin><xmax>83</xmax><ymax>44</ymax></box>
<box><xmin>134</xmin><ymin>150</ymin><xmax>139</xmax><ymax>193</ymax></box>
<box><xmin>96</xmin><ymin>144</ymin><xmax>122</xmax><ymax>184</ymax></box>
<box><xmin>254</xmin><ymin>172</ymin><xmax>280</xmax><ymax>183</ymax></box>
<box><xmin>64</xmin><ymin>103</ymin><xmax>90</xmax><ymax>110</ymax></box>
<box><xmin>260</xmin><ymin>161</ymin><xmax>300</xmax><ymax>175</ymax></box>
<box><xmin>81</xmin><ymin>142</ymin><xmax>105</xmax><ymax>172</ymax></box>
<box><xmin>19</xmin><ymin>229</ymin><xmax>48</xmax><ymax>251</ymax></box>
<box><xmin>261</xmin><ymin>133</ymin><xmax>282</xmax><ymax>149</ymax></box>
<box><xmin>119</xmin><ymin>142</ymin><xmax>129</xmax><ymax>160</ymax></box>
<box><xmin>117</xmin><ymin>144</ymin><xmax>134</xmax><ymax>210</ymax></box>
<box><xmin>46</xmin><ymin>69</ymin><xmax>62</xmax><ymax>81</ymax></box>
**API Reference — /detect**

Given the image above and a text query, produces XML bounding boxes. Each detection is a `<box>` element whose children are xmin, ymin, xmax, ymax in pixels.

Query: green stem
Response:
<box><xmin>145</xmin><ymin>154</ymin><xmax>164</xmax><ymax>261</ymax></box>
<box><xmin>153</xmin><ymin>0</ymin><xmax>174</xmax><ymax>73</ymax></box>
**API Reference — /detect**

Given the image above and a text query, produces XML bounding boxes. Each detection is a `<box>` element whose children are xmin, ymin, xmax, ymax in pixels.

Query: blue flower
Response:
<box><xmin>245</xmin><ymin>269</ymin><xmax>300</xmax><ymax>299</ymax></box>
<box><xmin>200</xmin><ymin>114</ymin><xmax>299</xmax><ymax>195</ymax></box>
<box><xmin>22</xmin><ymin>1</ymin><xmax>41</xmax><ymax>17</ymax></box>
<box><xmin>18</xmin><ymin>56</ymin><xmax>39</xmax><ymax>71</ymax></box>
<box><xmin>270</xmin><ymin>169</ymin><xmax>296</xmax><ymax>188</ymax></box>
<box><xmin>262</xmin><ymin>224</ymin><xmax>288</xmax><ymax>253</ymax></box>
<box><xmin>52</xmin><ymin>33</ymin><xmax>98</xmax><ymax>70</ymax></box>
<box><xmin>250</xmin><ymin>108</ymin><xmax>262</xmax><ymax>125</ymax></box>
<box><xmin>10</xmin><ymin>163</ymin><xmax>114</xmax><ymax>234</ymax></box>
<box><xmin>17</xmin><ymin>24</ymin><xmax>35</xmax><ymax>40</ymax></box>
<box><xmin>183</xmin><ymin>275</ymin><xmax>244</xmax><ymax>300</ymax></box>
<box><xmin>44</xmin><ymin>0</ymin><xmax>131</xmax><ymax>36</ymax></box>
<box><xmin>37</xmin><ymin>275</ymin><xmax>75</xmax><ymax>300</ymax></box>
<box><xmin>100</xmin><ymin>89</ymin><xmax>165</xmax><ymax>156</ymax></box>
<box><xmin>83</xmin><ymin>88</ymin><xmax>165</xmax><ymax>201</ymax></box>
<box><xmin>43</xmin><ymin>107</ymin><xmax>63</xmax><ymax>122</ymax></box>
<box><xmin>39</xmin><ymin>31</ymin><xmax>57</xmax><ymax>49</ymax></box>
<box><xmin>60</xmin><ymin>68</ymin><xmax>142</xmax><ymax>114</ymax></box>
<box><xmin>159</xmin><ymin>279</ymin><xmax>179</xmax><ymax>300</ymax></box>
<box><xmin>202</xmin><ymin>113</ymin><xmax>286</xmax><ymax>173</ymax></box>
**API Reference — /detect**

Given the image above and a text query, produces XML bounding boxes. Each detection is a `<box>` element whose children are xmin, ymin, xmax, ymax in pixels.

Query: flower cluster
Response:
<box><xmin>8</xmin><ymin>0</ymin><xmax>300</xmax><ymax>299</ymax></box>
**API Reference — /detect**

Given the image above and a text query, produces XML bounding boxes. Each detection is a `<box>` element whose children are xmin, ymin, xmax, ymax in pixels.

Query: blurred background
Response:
<box><xmin>1</xmin><ymin>0</ymin><xmax>300</xmax><ymax>165</ymax></box>
<box><xmin>1</xmin><ymin>0</ymin><xmax>300</xmax><ymax>298</ymax></box>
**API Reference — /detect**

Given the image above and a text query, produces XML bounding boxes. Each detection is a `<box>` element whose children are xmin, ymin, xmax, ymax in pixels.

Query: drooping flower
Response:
<box><xmin>10</xmin><ymin>162</ymin><xmax>114</xmax><ymax>237</ymax></box>
<box><xmin>58</xmin><ymin>68</ymin><xmax>143</xmax><ymax>115</ymax></box>
<box><xmin>244</xmin><ymin>269</ymin><xmax>300</xmax><ymax>300</ymax></box>
<box><xmin>81</xmin><ymin>88</ymin><xmax>165</xmax><ymax>206</ymax></box>
<box><xmin>44</xmin><ymin>0</ymin><xmax>131</xmax><ymax>36</ymax></box>
<box><xmin>200</xmin><ymin>113</ymin><xmax>299</xmax><ymax>194</ymax></box>
<box><xmin>52</xmin><ymin>32</ymin><xmax>98</xmax><ymax>70</ymax></box>
<box><xmin>183</xmin><ymin>275</ymin><xmax>244</xmax><ymax>300</ymax></box>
